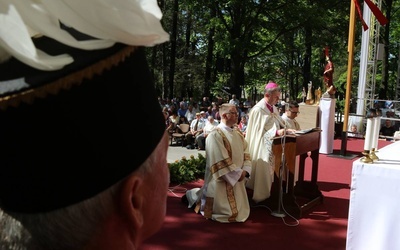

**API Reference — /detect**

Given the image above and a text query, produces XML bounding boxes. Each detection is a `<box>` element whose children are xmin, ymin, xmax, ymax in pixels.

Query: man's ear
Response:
<box><xmin>119</xmin><ymin>175</ymin><xmax>145</xmax><ymax>229</ymax></box>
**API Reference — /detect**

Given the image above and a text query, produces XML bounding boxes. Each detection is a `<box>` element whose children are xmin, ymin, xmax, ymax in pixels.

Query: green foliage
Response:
<box><xmin>169</xmin><ymin>153</ymin><xmax>206</xmax><ymax>184</ymax></box>
<box><xmin>155</xmin><ymin>0</ymin><xmax>400</xmax><ymax>109</ymax></box>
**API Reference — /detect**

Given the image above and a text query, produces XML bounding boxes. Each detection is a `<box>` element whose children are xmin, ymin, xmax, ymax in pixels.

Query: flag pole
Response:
<box><xmin>340</xmin><ymin>0</ymin><xmax>356</xmax><ymax>155</ymax></box>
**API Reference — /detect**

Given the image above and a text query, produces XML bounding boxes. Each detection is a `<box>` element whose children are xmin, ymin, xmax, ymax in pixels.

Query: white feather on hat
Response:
<box><xmin>0</xmin><ymin>0</ymin><xmax>169</xmax><ymax>70</ymax></box>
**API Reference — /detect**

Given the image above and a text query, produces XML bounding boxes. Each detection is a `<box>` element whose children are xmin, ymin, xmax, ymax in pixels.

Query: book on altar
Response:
<box><xmin>295</xmin><ymin>127</ymin><xmax>320</xmax><ymax>135</ymax></box>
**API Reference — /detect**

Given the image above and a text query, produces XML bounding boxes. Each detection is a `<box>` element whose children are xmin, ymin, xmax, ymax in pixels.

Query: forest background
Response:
<box><xmin>146</xmin><ymin>0</ymin><xmax>400</xmax><ymax>114</ymax></box>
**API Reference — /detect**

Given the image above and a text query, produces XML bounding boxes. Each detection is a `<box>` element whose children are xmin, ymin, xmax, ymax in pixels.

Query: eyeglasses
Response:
<box><xmin>228</xmin><ymin>111</ymin><xmax>239</xmax><ymax>116</ymax></box>
<box><xmin>290</xmin><ymin>110</ymin><xmax>300</xmax><ymax>114</ymax></box>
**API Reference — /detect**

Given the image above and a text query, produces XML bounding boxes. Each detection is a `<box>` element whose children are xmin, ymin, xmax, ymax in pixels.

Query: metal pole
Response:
<box><xmin>341</xmin><ymin>0</ymin><xmax>356</xmax><ymax>156</ymax></box>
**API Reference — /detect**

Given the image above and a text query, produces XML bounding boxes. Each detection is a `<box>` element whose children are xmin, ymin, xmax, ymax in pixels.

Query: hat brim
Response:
<box><xmin>0</xmin><ymin>37</ymin><xmax>164</xmax><ymax>213</ymax></box>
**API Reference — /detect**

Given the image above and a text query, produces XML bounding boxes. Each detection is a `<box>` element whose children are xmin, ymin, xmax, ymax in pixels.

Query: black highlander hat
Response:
<box><xmin>0</xmin><ymin>36</ymin><xmax>165</xmax><ymax>213</ymax></box>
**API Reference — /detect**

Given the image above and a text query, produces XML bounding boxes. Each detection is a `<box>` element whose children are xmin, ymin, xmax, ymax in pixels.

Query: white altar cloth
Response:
<box><xmin>346</xmin><ymin>141</ymin><xmax>400</xmax><ymax>250</ymax></box>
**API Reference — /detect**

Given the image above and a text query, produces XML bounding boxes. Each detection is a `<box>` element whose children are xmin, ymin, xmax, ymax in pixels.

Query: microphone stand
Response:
<box><xmin>271</xmin><ymin>122</ymin><xmax>287</xmax><ymax>218</ymax></box>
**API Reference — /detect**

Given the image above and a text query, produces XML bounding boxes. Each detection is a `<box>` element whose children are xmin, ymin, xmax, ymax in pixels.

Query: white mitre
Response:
<box><xmin>0</xmin><ymin>0</ymin><xmax>170</xmax><ymax>71</ymax></box>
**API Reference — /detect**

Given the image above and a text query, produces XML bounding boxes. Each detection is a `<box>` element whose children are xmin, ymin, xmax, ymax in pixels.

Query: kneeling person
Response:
<box><xmin>186</xmin><ymin>104</ymin><xmax>251</xmax><ymax>223</ymax></box>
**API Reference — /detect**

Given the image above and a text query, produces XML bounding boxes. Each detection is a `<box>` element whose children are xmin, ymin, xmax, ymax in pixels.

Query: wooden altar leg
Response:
<box><xmin>298</xmin><ymin>153</ymin><xmax>307</xmax><ymax>183</ymax></box>
<box><xmin>294</xmin><ymin>150</ymin><xmax>323</xmax><ymax>217</ymax></box>
<box><xmin>310</xmin><ymin>149</ymin><xmax>319</xmax><ymax>183</ymax></box>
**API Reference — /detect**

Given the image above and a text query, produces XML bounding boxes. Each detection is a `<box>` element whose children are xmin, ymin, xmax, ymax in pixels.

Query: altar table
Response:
<box><xmin>346</xmin><ymin>141</ymin><xmax>400</xmax><ymax>250</ymax></box>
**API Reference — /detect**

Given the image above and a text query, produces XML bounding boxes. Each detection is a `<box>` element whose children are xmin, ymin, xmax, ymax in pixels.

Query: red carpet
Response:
<box><xmin>141</xmin><ymin>138</ymin><xmax>392</xmax><ymax>250</ymax></box>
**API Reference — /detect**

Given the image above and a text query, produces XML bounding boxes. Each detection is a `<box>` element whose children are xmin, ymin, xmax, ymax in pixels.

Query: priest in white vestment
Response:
<box><xmin>187</xmin><ymin>104</ymin><xmax>252</xmax><ymax>223</ymax></box>
<box><xmin>245</xmin><ymin>82</ymin><xmax>296</xmax><ymax>203</ymax></box>
<box><xmin>281</xmin><ymin>100</ymin><xmax>301</xmax><ymax>130</ymax></box>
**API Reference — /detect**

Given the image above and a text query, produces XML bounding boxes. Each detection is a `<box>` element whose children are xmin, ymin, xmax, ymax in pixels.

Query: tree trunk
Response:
<box><xmin>168</xmin><ymin>0</ymin><xmax>179</xmax><ymax>99</ymax></box>
<box><xmin>230</xmin><ymin>48</ymin><xmax>245</xmax><ymax>99</ymax></box>
<box><xmin>204</xmin><ymin>7</ymin><xmax>216</xmax><ymax>98</ymax></box>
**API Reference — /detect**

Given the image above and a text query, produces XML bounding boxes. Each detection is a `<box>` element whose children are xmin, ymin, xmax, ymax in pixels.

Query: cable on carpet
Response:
<box><xmin>251</xmin><ymin>203</ymin><xmax>299</xmax><ymax>226</ymax></box>
<box><xmin>168</xmin><ymin>184</ymin><xmax>187</xmax><ymax>197</ymax></box>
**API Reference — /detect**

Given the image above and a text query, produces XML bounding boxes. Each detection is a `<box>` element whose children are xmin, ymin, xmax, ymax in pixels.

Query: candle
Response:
<box><xmin>372</xmin><ymin>116</ymin><xmax>381</xmax><ymax>149</ymax></box>
<box><xmin>370</xmin><ymin>117</ymin><xmax>377</xmax><ymax>149</ymax></box>
<box><xmin>364</xmin><ymin>118</ymin><xmax>373</xmax><ymax>151</ymax></box>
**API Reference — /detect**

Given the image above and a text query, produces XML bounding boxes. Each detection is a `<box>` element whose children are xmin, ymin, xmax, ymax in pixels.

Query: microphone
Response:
<box><xmin>282</xmin><ymin>119</ymin><xmax>293</xmax><ymax>135</ymax></box>
<box><xmin>272</xmin><ymin>119</ymin><xmax>288</xmax><ymax>218</ymax></box>
<box><xmin>282</xmin><ymin>120</ymin><xmax>287</xmax><ymax>136</ymax></box>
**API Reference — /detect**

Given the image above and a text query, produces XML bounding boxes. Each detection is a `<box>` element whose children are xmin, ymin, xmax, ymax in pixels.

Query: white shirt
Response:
<box><xmin>190</xmin><ymin>118</ymin><xmax>206</xmax><ymax>132</ymax></box>
<box><xmin>185</xmin><ymin>109</ymin><xmax>197</xmax><ymax>124</ymax></box>
<box><xmin>229</xmin><ymin>98</ymin><xmax>240</xmax><ymax>107</ymax></box>
<box><xmin>281</xmin><ymin>113</ymin><xmax>300</xmax><ymax>130</ymax></box>
<box><xmin>203</xmin><ymin>120</ymin><xmax>219</xmax><ymax>135</ymax></box>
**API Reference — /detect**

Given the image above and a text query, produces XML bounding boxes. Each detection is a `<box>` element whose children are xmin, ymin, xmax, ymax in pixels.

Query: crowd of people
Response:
<box><xmin>348</xmin><ymin>105</ymin><xmax>400</xmax><ymax>140</ymax></box>
<box><xmin>162</xmin><ymin>94</ymin><xmax>303</xmax><ymax>148</ymax></box>
<box><xmin>161</xmin><ymin>95</ymin><xmax>254</xmax><ymax>150</ymax></box>
<box><xmin>371</xmin><ymin>101</ymin><xmax>400</xmax><ymax>139</ymax></box>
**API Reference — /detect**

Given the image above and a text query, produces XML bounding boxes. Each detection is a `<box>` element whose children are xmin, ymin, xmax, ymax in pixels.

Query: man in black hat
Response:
<box><xmin>0</xmin><ymin>2</ymin><xmax>169</xmax><ymax>249</ymax></box>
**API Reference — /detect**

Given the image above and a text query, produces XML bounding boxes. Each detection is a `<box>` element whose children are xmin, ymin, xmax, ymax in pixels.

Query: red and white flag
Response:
<box><xmin>352</xmin><ymin>0</ymin><xmax>388</xmax><ymax>31</ymax></box>
<box><xmin>364</xmin><ymin>0</ymin><xmax>388</xmax><ymax>26</ymax></box>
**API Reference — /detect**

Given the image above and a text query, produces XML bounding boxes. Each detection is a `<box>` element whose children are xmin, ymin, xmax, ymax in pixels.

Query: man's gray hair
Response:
<box><xmin>264</xmin><ymin>85</ymin><xmax>281</xmax><ymax>95</ymax></box>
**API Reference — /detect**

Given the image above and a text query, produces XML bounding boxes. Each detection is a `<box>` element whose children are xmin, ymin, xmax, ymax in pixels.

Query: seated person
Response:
<box><xmin>176</xmin><ymin>115</ymin><xmax>190</xmax><ymax>132</ymax></box>
<box><xmin>185</xmin><ymin>104</ymin><xmax>197</xmax><ymax>124</ymax></box>
<box><xmin>185</xmin><ymin>113</ymin><xmax>205</xmax><ymax>149</ymax></box>
<box><xmin>177</xmin><ymin>102</ymin><xmax>188</xmax><ymax>118</ymax></box>
<box><xmin>167</xmin><ymin>110</ymin><xmax>179</xmax><ymax>136</ymax></box>
<box><xmin>348</xmin><ymin>124</ymin><xmax>363</xmax><ymax>138</ymax></box>
<box><xmin>196</xmin><ymin>116</ymin><xmax>219</xmax><ymax>150</ymax></box>
<box><xmin>238</xmin><ymin>115</ymin><xmax>248</xmax><ymax>136</ymax></box>
<box><xmin>164</xmin><ymin>110</ymin><xmax>175</xmax><ymax>134</ymax></box>
<box><xmin>380</xmin><ymin>119</ymin><xmax>397</xmax><ymax>139</ymax></box>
